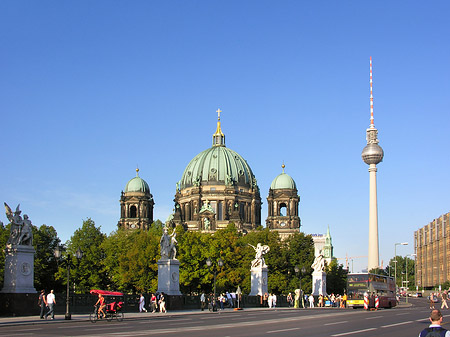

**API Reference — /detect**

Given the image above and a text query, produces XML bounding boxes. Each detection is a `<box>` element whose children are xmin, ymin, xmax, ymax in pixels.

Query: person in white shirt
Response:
<box><xmin>309</xmin><ymin>294</ymin><xmax>315</xmax><ymax>308</ymax></box>
<box><xmin>45</xmin><ymin>290</ymin><xmax>56</xmax><ymax>319</ymax></box>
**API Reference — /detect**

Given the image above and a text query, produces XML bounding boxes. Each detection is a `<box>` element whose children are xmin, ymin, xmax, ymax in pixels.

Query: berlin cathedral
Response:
<box><xmin>118</xmin><ymin>110</ymin><xmax>301</xmax><ymax>239</ymax></box>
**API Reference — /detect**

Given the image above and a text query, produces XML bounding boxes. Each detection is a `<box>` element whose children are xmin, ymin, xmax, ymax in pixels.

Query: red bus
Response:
<box><xmin>346</xmin><ymin>273</ymin><xmax>397</xmax><ymax>309</ymax></box>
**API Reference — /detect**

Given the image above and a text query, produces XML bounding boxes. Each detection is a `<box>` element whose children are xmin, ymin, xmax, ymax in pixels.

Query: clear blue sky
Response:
<box><xmin>1</xmin><ymin>1</ymin><xmax>449</xmax><ymax>273</ymax></box>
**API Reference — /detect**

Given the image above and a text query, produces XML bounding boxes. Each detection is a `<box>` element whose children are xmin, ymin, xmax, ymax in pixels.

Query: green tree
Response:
<box><xmin>65</xmin><ymin>218</ymin><xmax>106</xmax><ymax>292</ymax></box>
<box><xmin>326</xmin><ymin>259</ymin><xmax>348</xmax><ymax>295</ymax></box>
<box><xmin>386</xmin><ymin>255</ymin><xmax>415</xmax><ymax>289</ymax></box>
<box><xmin>33</xmin><ymin>224</ymin><xmax>62</xmax><ymax>292</ymax></box>
<box><xmin>0</xmin><ymin>222</ymin><xmax>9</xmax><ymax>288</ymax></box>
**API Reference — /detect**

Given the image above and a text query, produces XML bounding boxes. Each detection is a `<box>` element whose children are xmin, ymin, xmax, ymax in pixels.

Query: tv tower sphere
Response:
<box><xmin>362</xmin><ymin>142</ymin><xmax>384</xmax><ymax>165</ymax></box>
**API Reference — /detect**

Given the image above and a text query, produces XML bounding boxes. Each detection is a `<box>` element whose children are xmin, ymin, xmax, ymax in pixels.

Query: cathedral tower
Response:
<box><xmin>266</xmin><ymin>164</ymin><xmax>301</xmax><ymax>239</ymax></box>
<box><xmin>118</xmin><ymin>169</ymin><xmax>154</xmax><ymax>230</ymax></box>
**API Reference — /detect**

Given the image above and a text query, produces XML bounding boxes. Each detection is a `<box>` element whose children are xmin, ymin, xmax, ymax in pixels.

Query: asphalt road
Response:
<box><xmin>1</xmin><ymin>298</ymin><xmax>447</xmax><ymax>337</ymax></box>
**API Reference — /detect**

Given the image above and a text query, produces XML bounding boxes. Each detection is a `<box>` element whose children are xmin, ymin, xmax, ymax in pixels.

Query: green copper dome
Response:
<box><xmin>180</xmin><ymin>146</ymin><xmax>257</xmax><ymax>190</ymax></box>
<box><xmin>270</xmin><ymin>172</ymin><xmax>297</xmax><ymax>190</ymax></box>
<box><xmin>125</xmin><ymin>169</ymin><xmax>150</xmax><ymax>193</ymax></box>
<box><xmin>179</xmin><ymin>110</ymin><xmax>258</xmax><ymax>191</ymax></box>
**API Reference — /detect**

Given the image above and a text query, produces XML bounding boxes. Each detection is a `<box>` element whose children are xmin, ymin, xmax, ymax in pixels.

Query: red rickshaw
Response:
<box><xmin>89</xmin><ymin>289</ymin><xmax>124</xmax><ymax>323</ymax></box>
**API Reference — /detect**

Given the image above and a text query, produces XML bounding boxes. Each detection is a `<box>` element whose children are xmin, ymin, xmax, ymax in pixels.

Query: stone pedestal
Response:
<box><xmin>1</xmin><ymin>245</ymin><xmax>36</xmax><ymax>294</ymax></box>
<box><xmin>157</xmin><ymin>259</ymin><xmax>181</xmax><ymax>295</ymax></box>
<box><xmin>249</xmin><ymin>266</ymin><xmax>268</xmax><ymax>296</ymax></box>
<box><xmin>312</xmin><ymin>271</ymin><xmax>326</xmax><ymax>296</ymax></box>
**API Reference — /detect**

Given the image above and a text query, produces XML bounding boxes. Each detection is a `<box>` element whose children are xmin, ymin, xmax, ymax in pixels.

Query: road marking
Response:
<box><xmin>266</xmin><ymin>327</ymin><xmax>301</xmax><ymax>334</ymax></box>
<box><xmin>416</xmin><ymin>319</ymin><xmax>428</xmax><ymax>322</ymax></box>
<box><xmin>324</xmin><ymin>321</ymin><xmax>348</xmax><ymax>326</ymax></box>
<box><xmin>331</xmin><ymin>328</ymin><xmax>377</xmax><ymax>336</ymax></box>
<box><xmin>381</xmin><ymin>321</ymin><xmax>413</xmax><ymax>328</ymax></box>
<box><xmin>365</xmin><ymin>316</ymin><xmax>383</xmax><ymax>320</ymax></box>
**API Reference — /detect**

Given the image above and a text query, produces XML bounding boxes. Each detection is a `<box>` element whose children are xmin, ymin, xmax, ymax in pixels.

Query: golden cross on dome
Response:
<box><xmin>216</xmin><ymin>108</ymin><xmax>222</xmax><ymax>120</ymax></box>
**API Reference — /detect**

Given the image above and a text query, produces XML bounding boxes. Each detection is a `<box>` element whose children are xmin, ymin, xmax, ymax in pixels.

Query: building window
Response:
<box><xmin>279</xmin><ymin>203</ymin><xmax>287</xmax><ymax>216</ymax></box>
<box><xmin>210</xmin><ymin>187</ymin><xmax>216</xmax><ymax>191</ymax></box>
<box><xmin>130</xmin><ymin>205</ymin><xmax>137</xmax><ymax>218</ymax></box>
<box><xmin>217</xmin><ymin>201</ymin><xmax>223</xmax><ymax>220</ymax></box>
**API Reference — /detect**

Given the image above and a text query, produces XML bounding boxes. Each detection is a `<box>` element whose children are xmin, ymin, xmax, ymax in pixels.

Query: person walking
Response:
<box><xmin>442</xmin><ymin>291</ymin><xmax>449</xmax><ymax>310</ymax></box>
<box><xmin>309</xmin><ymin>294</ymin><xmax>315</xmax><ymax>308</ymax></box>
<box><xmin>200</xmin><ymin>292</ymin><xmax>206</xmax><ymax>311</ymax></box>
<box><xmin>44</xmin><ymin>290</ymin><xmax>56</xmax><ymax>320</ymax></box>
<box><xmin>150</xmin><ymin>293</ymin><xmax>157</xmax><ymax>313</ymax></box>
<box><xmin>159</xmin><ymin>293</ymin><xmax>166</xmax><ymax>313</ymax></box>
<box><xmin>419</xmin><ymin>309</ymin><xmax>450</xmax><ymax>337</ymax></box>
<box><xmin>139</xmin><ymin>294</ymin><xmax>147</xmax><ymax>313</ymax></box>
<box><xmin>287</xmin><ymin>293</ymin><xmax>293</xmax><ymax>308</ymax></box>
<box><xmin>272</xmin><ymin>293</ymin><xmax>277</xmax><ymax>308</ymax></box>
<box><xmin>268</xmin><ymin>293</ymin><xmax>273</xmax><ymax>308</ymax></box>
<box><xmin>430</xmin><ymin>292</ymin><xmax>436</xmax><ymax>310</ymax></box>
<box><xmin>38</xmin><ymin>290</ymin><xmax>47</xmax><ymax>319</ymax></box>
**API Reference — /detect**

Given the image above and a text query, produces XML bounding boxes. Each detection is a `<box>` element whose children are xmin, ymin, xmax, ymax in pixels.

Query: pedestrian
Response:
<box><xmin>331</xmin><ymin>293</ymin><xmax>336</xmax><ymax>307</ymax></box>
<box><xmin>318</xmin><ymin>294</ymin><xmax>323</xmax><ymax>307</ymax></box>
<box><xmin>309</xmin><ymin>294</ymin><xmax>315</xmax><ymax>308</ymax></box>
<box><xmin>231</xmin><ymin>291</ymin><xmax>236</xmax><ymax>308</ymax></box>
<box><xmin>263</xmin><ymin>293</ymin><xmax>268</xmax><ymax>307</ymax></box>
<box><xmin>442</xmin><ymin>291</ymin><xmax>449</xmax><ymax>310</ymax></box>
<box><xmin>226</xmin><ymin>292</ymin><xmax>233</xmax><ymax>308</ymax></box>
<box><xmin>44</xmin><ymin>289</ymin><xmax>56</xmax><ymax>320</ymax></box>
<box><xmin>341</xmin><ymin>293</ymin><xmax>347</xmax><ymax>308</ymax></box>
<box><xmin>38</xmin><ymin>289</ymin><xmax>47</xmax><ymax>319</ymax></box>
<box><xmin>139</xmin><ymin>294</ymin><xmax>147</xmax><ymax>313</ymax></box>
<box><xmin>159</xmin><ymin>293</ymin><xmax>166</xmax><ymax>313</ymax></box>
<box><xmin>419</xmin><ymin>309</ymin><xmax>450</xmax><ymax>337</ymax></box>
<box><xmin>150</xmin><ymin>293</ymin><xmax>157</xmax><ymax>313</ymax></box>
<box><xmin>272</xmin><ymin>293</ymin><xmax>277</xmax><ymax>308</ymax></box>
<box><xmin>200</xmin><ymin>292</ymin><xmax>206</xmax><ymax>311</ymax></box>
<box><xmin>430</xmin><ymin>292</ymin><xmax>436</xmax><ymax>310</ymax></box>
<box><xmin>287</xmin><ymin>293</ymin><xmax>293</xmax><ymax>308</ymax></box>
<box><xmin>268</xmin><ymin>293</ymin><xmax>273</xmax><ymax>308</ymax></box>
<box><xmin>218</xmin><ymin>294</ymin><xmax>225</xmax><ymax>310</ymax></box>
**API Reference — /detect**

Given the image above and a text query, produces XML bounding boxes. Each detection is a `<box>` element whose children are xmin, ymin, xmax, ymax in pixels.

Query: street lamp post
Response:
<box><xmin>206</xmin><ymin>257</ymin><xmax>223</xmax><ymax>311</ymax></box>
<box><xmin>394</xmin><ymin>242</ymin><xmax>408</xmax><ymax>294</ymax></box>
<box><xmin>54</xmin><ymin>246</ymin><xmax>83</xmax><ymax>320</ymax></box>
<box><xmin>295</xmin><ymin>266</ymin><xmax>306</xmax><ymax>308</ymax></box>
<box><xmin>405</xmin><ymin>254</ymin><xmax>416</xmax><ymax>304</ymax></box>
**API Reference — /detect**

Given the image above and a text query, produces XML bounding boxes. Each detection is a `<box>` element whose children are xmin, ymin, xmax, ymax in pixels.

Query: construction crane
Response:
<box><xmin>336</xmin><ymin>254</ymin><xmax>368</xmax><ymax>272</ymax></box>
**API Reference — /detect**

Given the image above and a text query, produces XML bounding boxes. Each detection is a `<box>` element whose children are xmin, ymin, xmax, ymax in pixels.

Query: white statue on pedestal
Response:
<box><xmin>249</xmin><ymin>243</ymin><xmax>270</xmax><ymax>268</ymax></box>
<box><xmin>311</xmin><ymin>250</ymin><xmax>325</xmax><ymax>272</ymax></box>
<box><xmin>160</xmin><ymin>227</ymin><xmax>177</xmax><ymax>260</ymax></box>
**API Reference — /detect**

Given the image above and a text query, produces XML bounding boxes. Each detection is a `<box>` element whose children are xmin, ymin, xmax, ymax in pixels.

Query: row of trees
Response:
<box><xmin>0</xmin><ymin>219</ymin><xmax>348</xmax><ymax>295</ymax></box>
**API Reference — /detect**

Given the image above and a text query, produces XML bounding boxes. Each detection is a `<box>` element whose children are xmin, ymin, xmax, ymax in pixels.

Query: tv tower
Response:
<box><xmin>362</xmin><ymin>57</ymin><xmax>384</xmax><ymax>271</ymax></box>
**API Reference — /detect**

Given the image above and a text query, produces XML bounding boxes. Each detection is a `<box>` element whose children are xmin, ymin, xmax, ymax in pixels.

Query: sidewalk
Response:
<box><xmin>0</xmin><ymin>309</ymin><xmax>205</xmax><ymax>327</ymax></box>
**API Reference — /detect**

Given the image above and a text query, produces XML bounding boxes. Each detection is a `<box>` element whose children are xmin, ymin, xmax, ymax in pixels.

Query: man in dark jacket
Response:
<box><xmin>419</xmin><ymin>309</ymin><xmax>450</xmax><ymax>337</ymax></box>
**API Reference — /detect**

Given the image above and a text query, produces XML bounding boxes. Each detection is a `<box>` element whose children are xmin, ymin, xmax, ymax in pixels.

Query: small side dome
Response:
<box><xmin>270</xmin><ymin>172</ymin><xmax>297</xmax><ymax>190</ymax></box>
<box><xmin>124</xmin><ymin>169</ymin><xmax>150</xmax><ymax>193</ymax></box>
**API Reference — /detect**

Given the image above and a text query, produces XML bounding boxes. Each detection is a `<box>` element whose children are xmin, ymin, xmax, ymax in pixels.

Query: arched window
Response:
<box><xmin>130</xmin><ymin>205</ymin><xmax>137</xmax><ymax>218</ymax></box>
<box><xmin>279</xmin><ymin>203</ymin><xmax>287</xmax><ymax>216</ymax></box>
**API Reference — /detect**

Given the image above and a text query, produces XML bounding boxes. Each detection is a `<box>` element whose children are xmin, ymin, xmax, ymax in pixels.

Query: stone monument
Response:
<box><xmin>311</xmin><ymin>250</ymin><xmax>327</xmax><ymax>296</ymax></box>
<box><xmin>249</xmin><ymin>243</ymin><xmax>270</xmax><ymax>296</ymax></box>
<box><xmin>1</xmin><ymin>203</ymin><xmax>36</xmax><ymax>293</ymax></box>
<box><xmin>157</xmin><ymin>226</ymin><xmax>181</xmax><ymax>295</ymax></box>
